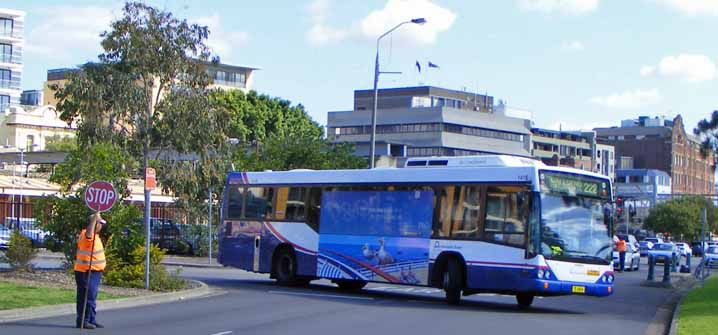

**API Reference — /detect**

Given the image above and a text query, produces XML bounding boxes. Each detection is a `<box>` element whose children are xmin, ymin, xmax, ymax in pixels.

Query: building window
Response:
<box><xmin>0</xmin><ymin>69</ymin><xmax>10</xmax><ymax>88</ymax></box>
<box><xmin>411</xmin><ymin>96</ymin><xmax>431</xmax><ymax>108</ymax></box>
<box><xmin>0</xmin><ymin>18</ymin><xmax>12</xmax><ymax>37</ymax></box>
<box><xmin>0</xmin><ymin>95</ymin><xmax>9</xmax><ymax>111</ymax></box>
<box><xmin>26</xmin><ymin>135</ymin><xmax>35</xmax><ymax>152</ymax></box>
<box><xmin>0</xmin><ymin>43</ymin><xmax>11</xmax><ymax>63</ymax></box>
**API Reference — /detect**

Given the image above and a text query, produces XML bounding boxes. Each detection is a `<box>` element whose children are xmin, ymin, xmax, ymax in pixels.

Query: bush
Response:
<box><xmin>1</xmin><ymin>230</ymin><xmax>38</xmax><ymax>271</ymax></box>
<box><xmin>104</xmin><ymin>244</ymin><xmax>186</xmax><ymax>291</ymax></box>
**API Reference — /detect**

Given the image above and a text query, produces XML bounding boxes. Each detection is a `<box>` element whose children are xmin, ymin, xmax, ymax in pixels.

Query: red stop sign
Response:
<box><xmin>84</xmin><ymin>181</ymin><xmax>117</xmax><ymax>212</ymax></box>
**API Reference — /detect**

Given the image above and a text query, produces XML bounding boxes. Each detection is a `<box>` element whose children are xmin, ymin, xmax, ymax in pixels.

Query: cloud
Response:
<box><xmin>305</xmin><ymin>0</ymin><xmax>456</xmax><ymax>47</ymax></box>
<box><xmin>588</xmin><ymin>89</ymin><xmax>662</xmax><ymax>109</ymax></box>
<box><xmin>546</xmin><ymin>121</ymin><xmax>613</xmax><ymax>131</ymax></box>
<box><xmin>640</xmin><ymin>65</ymin><xmax>655</xmax><ymax>76</ymax></box>
<box><xmin>561</xmin><ymin>40</ymin><xmax>584</xmax><ymax>51</ymax></box>
<box><xmin>654</xmin><ymin>0</ymin><xmax>718</xmax><ymax>16</ymax></box>
<box><xmin>518</xmin><ymin>0</ymin><xmax>600</xmax><ymax>15</ymax></box>
<box><xmin>24</xmin><ymin>6</ymin><xmax>116</xmax><ymax>61</ymax></box>
<box><xmin>193</xmin><ymin>15</ymin><xmax>250</xmax><ymax>61</ymax></box>
<box><xmin>641</xmin><ymin>54</ymin><xmax>716</xmax><ymax>82</ymax></box>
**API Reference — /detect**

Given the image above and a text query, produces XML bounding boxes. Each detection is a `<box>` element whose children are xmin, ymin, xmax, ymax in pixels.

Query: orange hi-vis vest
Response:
<box><xmin>74</xmin><ymin>229</ymin><xmax>106</xmax><ymax>272</ymax></box>
<box><xmin>616</xmin><ymin>239</ymin><xmax>627</xmax><ymax>253</ymax></box>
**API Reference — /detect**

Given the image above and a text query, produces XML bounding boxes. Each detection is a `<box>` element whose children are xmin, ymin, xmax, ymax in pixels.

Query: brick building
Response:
<box><xmin>594</xmin><ymin>115</ymin><xmax>713</xmax><ymax>195</ymax></box>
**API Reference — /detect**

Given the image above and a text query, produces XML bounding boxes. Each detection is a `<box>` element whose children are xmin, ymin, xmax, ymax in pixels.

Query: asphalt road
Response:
<box><xmin>2</xmin><ymin>258</ymin><xmax>677</xmax><ymax>335</ymax></box>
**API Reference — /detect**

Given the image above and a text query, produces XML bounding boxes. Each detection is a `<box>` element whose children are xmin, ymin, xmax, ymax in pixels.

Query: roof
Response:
<box><xmin>616</xmin><ymin>169</ymin><xmax>670</xmax><ymax>177</ymax></box>
<box><xmin>593</xmin><ymin>126</ymin><xmax>672</xmax><ymax>137</ymax></box>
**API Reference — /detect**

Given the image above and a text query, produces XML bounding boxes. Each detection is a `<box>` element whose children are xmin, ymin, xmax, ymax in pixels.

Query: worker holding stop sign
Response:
<box><xmin>75</xmin><ymin>181</ymin><xmax>117</xmax><ymax>329</ymax></box>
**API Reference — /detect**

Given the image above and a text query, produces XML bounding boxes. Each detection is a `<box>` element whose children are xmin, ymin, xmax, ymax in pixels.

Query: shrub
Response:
<box><xmin>1</xmin><ymin>230</ymin><xmax>38</xmax><ymax>271</ymax></box>
<box><xmin>104</xmin><ymin>244</ymin><xmax>186</xmax><ymax>291</ymax></box>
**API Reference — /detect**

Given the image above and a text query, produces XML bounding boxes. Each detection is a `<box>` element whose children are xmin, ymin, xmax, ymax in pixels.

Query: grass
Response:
<box><xmin>0</xmin><ymin>281</ymin><xmax>126</xmax><ymax>310</ymax></box>
<box><xmin>678</xmin><ymin>276</ymin><xmax>718</xmax><ymax>335</ymax></box>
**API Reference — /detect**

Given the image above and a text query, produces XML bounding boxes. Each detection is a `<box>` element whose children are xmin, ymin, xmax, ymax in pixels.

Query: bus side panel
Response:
<box><xmin>220</xmin><ymin>220</ymin><xmax>262</xmax><ymax>271</ymax></box>
<box><xmin>263</xmin><ymin>221</ymin><xmax>319</xmax><ymax>277</ymax></box>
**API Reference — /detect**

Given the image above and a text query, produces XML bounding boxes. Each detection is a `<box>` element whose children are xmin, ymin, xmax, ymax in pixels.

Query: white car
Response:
<box><xmin>0</xmin><ymin>227</ymin><xmax>10</xmax><ymax>250</ymax></box>
<box><xmin>705</xmin><ymin>246</ymin><xmax>718</xmax><ymax>268</ymax></box>
<box><xmin>613</xmin><ymin>239</ymin><xmax>641</xmax><ymax>271</ymax></box>
<box><xmin>675</xmin><ymin>242</ymin><xmax>692</xmax><ymax>257</ymax></box>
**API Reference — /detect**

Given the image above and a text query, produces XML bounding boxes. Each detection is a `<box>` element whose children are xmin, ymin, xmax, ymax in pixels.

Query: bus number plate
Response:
<box><xmin>572</xmin><ymin>286</ymin><xmax>586</xmax><ymax>294</ymax></box>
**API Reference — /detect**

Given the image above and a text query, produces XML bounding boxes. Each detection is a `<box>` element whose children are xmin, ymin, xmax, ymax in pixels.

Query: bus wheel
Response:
<box><xmin>274</xmin><ymin>248</ymin><xmax>297</xmax><ymax>285</ymax></box>
<box><xmin>442</xmin><ymin>258</ymin><xmax>463</xmax><ymax>305</ymax></box>
<box><xmin>335</xmin><ymin>280</ymin><xmax>367</xmax><ymax>291</ymax></box>
<box><xmin>516</xmin><ymin>293</ymin><xmax>534</xmax><ymax>308</ymax></box>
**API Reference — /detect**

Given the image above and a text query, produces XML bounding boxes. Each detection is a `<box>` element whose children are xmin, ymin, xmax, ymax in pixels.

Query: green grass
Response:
<box><xmin>678</xmin><ymin>276</ymin><xmax>718</xmax><ymax>335</ymax></box>
<box><xmin>0</xmin><ymin>281</ymin><xmax>126</xmax><ymax>310</ymax></box>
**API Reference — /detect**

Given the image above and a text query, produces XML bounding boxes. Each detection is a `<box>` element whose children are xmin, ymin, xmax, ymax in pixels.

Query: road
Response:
<box><xmin>1</xmin><ymin>257</ymin><xmax>679</xmax><ymax>335</ymax></box>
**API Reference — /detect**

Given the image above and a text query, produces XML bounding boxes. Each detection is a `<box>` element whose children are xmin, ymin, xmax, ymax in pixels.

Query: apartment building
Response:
<box><xmin>0</xmin><ymin>8</ymin><xmax>24</xmax><ymax>112</ymax></box>
<box><xmin>531</xmin><ymin>128</ymin><xmax>615</xmax><ymax>180</ymax></box>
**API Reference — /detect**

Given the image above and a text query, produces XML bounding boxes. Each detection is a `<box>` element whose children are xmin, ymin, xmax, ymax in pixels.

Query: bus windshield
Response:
<box><xmin>539</xmin><ymin>173</ymin><xmax>612</xmax><ymax>265</ymax></box>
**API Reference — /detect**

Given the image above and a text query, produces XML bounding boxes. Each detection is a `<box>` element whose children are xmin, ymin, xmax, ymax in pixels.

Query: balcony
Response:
<box><xmin>211</xmin><ymin>79</ymin><xmax>246</xmax><ymax>89</ymax></box>
<box><xmin>0</xmin><ymin>79</ymin><xmax>21</xmax><ymax>90</ymax></box>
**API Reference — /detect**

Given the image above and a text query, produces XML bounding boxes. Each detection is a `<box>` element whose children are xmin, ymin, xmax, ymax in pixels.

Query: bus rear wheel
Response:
<box><xmin>442</xmin><ymin>258</ymin><xmax>463</xmax><ymax>305</ymax></box>
<box><xmin>334</xmin><ymin>280</ymin><xmax>367</xmax><ymax>291</ymax></box>
<box><xmin>273</xmin><ymin>248</ymin><xmax>298</xmax><ymax>285</ymax></box>
<box><xmin>516</xmin><ymin>293</ymin><xmax>534</xmax><ymax>308</ymax></box>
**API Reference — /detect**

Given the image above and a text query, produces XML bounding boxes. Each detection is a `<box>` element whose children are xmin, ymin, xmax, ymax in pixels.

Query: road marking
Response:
<box><xmin>268</xmin><ymin>290</ymin><xmax>374</xmax><ymax>301</ymax></box>
<box><xmin>210</xmin><ymin>331</ymin><xmax>232</xmax><ymax>335</ymax></box>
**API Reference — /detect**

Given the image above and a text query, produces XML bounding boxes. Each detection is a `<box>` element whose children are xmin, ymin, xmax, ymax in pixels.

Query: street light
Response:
<box><xmin>369</xmin><ymin>17</ymin><xmax>426</xmax><ymax>168</ymax></box>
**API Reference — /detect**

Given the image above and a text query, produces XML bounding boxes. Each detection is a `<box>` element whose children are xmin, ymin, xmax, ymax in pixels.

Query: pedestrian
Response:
<box><xmin>74</xmin><ymin>212</ymin><xmax>107</xmax><ymax>329</ymax></box>
<box><xmin>616</xmin><ymin>238</ymin><xmax>627</xmax><ymax>272</ymax></box>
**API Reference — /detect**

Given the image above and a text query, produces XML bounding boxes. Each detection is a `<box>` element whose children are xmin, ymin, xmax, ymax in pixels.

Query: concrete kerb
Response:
<box><xmin>0</xmin><ymin>279</ymin><xmax>216</xmax><ymax>324</ymax></box>
<box><xmin>644</xmin><ymin>274</ymin><xmax>698</xmax><ymax>335</ymax></box>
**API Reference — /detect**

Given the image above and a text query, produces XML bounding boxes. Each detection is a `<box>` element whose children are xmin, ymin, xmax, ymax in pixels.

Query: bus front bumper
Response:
<box><xmin>531</xmin><ymin>279</ymin><xmax>614</xmax><ymax>297</ymax></box>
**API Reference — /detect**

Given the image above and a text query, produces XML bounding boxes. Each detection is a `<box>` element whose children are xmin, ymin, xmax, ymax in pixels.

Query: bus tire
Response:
<box><xmin>273</xmin><ymin>247</ymin><xmax>298</xmax><ymax>285</ymax></box>
<box><xmin>516</xmin><ymin>293</ymin><xmax>534</xmax><ymax>308</ymax></box>
<box><xmin>335</xmin><ymin>279</ymin><xmax>367</xmax><ymax>291</ymax></box>
<box><xmin>443</xmin><ymin>257</ymin><xmax>463</xmax><ymax>305</ymax></box>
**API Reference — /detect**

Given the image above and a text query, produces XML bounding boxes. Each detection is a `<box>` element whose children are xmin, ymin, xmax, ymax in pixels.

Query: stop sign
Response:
<box><xmin>84</xmin><ymin>181</ymin><xmax>117</xmax><ymax>212</ymax></box>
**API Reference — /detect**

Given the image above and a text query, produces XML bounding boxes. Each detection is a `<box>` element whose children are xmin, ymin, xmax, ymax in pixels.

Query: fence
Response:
<box><xmin>0</xmin><ymin>199</ymin><xmax>214</xmax><ymax>255</ymax></box>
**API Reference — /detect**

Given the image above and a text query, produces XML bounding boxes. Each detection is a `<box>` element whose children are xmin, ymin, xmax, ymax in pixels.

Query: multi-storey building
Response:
<box><xmin>531</xmin><ymin>128</ymin><xmax>615</xmax><ymax>180</ymax></box>
<box><xmin>595</xmin><ymin>115</ymin><xmax>713</xmax><ymax>195</ymax></box>
<box><xmin>43</xmin><ymin>62</ymin><xmax>258</xmax><ymax>106</ymax></box>
<box><xmin>0</xmin><ymin>8</ymin><xmax>24</xmax><ymax>112</ymax></box>
<box><xmin>327</xmin><ymin>86</ymin><xmax>532</xmax><ymax>160</ymax></box>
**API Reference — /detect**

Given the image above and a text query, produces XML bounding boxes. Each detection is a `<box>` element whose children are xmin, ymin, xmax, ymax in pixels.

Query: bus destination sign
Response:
<box><xmin>541</xmin><ymin>172</ymin><xmax>608</xmax><ymax>198</ymax></box>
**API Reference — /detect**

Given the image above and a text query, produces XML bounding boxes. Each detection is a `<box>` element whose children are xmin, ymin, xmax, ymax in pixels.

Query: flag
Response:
<box><xmin>415</xmin><ymin>60</ymin><xmax>421</xmax><ymax>73</ymax></box>
<box><xmin>428</xmin><ymin>61</ymin><xmax>440</xmax><ymax>69</ymax></box>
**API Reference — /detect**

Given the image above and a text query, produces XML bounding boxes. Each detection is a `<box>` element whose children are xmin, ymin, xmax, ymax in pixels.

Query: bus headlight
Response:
<box><xmin>537</xmin><ymin>269</ymin><xmax>545</xmax><ymax>279</ymax></box>
<box><xmin>605</xmin><ymin>275</ymin><xmax>614</xmax><ymax>283</ymax></box>
<box><xmin>543</xmin><ymin>270</ymin><xmax>551</xmax><ymax>279</ymax></box>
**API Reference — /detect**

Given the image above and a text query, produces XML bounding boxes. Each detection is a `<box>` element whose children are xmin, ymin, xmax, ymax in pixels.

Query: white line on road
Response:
<box><xmin>210</xmin><ymin>331</ymin><xmax>233</xmax><ymax>335</ymax></box>
<box><xmin>268</xmin><ymin>290</ymin><xmax>375</xmax><ymax>301</ymax></box>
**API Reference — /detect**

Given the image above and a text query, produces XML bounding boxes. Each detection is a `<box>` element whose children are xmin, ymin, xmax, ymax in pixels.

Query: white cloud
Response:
<box><xmin>546</xmin><ymin>121</ymin><xmax>613</xmax><ymax>131</ymax></box>
<box><xmin>561</xmin><ymin>40</ymin><xmax>584</xmax><ymax>51</ymax></box>
<box><xmin>193</xmin><ymin>15</ymin><xmax>250</xmax><ymax>61</ymax></box>
<box><xmin>655</xmin><ymin>0</ymin><xmax>718</xmax><ymax>16</ymax></box>
<box><xmin>640</xmin><ymin>65</ymin><xmax>656</xmax><ymax>76</ymax></box>
<box><xmin>588</xmin><ymin>89</ymin><xmax>662</xmax><ymax>109</ymax></box>
<box><xmin>518</xmin><ymin>0</ymin><xmax>600</xmax><ymax>15</ymax></box>
<box><xmin>305</xmin><ymin>0</ymin><xmax>456</xmax><ymax>47</ymax></box>
<box><xmin>24</xmin><ymin>6</ymin><xmax>116</xmax><ymax>61</ymax></box>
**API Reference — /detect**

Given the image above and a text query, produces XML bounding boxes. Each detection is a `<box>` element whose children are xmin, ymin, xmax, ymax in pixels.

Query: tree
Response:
<box><xmin>694</xmin><ymin>110</ymin><xmax>718</xmax><ymax>169</ymax></box>
<box><xmin>644</xmin><ymin>196</ymin><xmax>716</xmax><ymax>240</ymax></box>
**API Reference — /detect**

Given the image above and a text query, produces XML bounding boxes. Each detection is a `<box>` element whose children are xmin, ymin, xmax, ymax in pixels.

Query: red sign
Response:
<box><xmin>84</xmin><ymin>181</ymin><xmax>117</xmax><ymax>212</ymax></box>
<box><xmin>145</xmin><ymin>167</ymin><xmax>156</xmax><ymax>191</ymax></box>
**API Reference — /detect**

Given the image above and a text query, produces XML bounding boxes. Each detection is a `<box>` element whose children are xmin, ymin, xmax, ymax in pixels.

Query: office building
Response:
<box><xmin>0</xmin><ymin>8</ymin><xmax>24</xmax><ymax>112</ymax></box>
<box><xmin>327</xmin><ymin>86</ymin><xmax>532</xmax><ymax>160</ymax></box>
<box><xmin>595</xmin><ymin>115</ymin><xmax>713</xmax><ymax>195</ymax></box>
<box><xmin>531</xmin><ymin>128</ymin><xmax>615</xmax><ymax>180</ymax></box>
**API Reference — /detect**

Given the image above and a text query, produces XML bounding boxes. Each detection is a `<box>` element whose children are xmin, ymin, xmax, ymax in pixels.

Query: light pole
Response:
<box><xmin>369</xmin><ymin>17</ymin><xmax>426</xmax><ymax>168</ymax></box>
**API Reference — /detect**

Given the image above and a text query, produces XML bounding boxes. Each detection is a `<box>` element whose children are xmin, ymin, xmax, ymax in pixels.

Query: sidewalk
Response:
<box><xmin>31</xmin><ymin>250</ymin><xmax>223</xmax><ymax>269</ymax></box>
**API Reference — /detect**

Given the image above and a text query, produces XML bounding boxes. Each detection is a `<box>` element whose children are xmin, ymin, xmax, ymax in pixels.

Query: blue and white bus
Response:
<box><xmin>218</xmin><ymin>155</ymin><xmax>615</xmax><ymax>307</ymax></box>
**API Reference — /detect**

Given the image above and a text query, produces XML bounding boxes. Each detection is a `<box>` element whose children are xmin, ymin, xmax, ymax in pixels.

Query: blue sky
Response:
<box><xmin>5</xmin><ymin>0</ymin><xmax>718</xmax><ymax>133</ymax></box>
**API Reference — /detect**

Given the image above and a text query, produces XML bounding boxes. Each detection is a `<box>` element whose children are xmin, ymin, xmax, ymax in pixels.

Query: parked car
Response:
<box><xmin>639</xmin><ymin>241</ymin><xmax>654</xmax><ymax>257</ymax></box>
<box><xmin>690</xmin><ymin>241</ymin><xmax>704</xmax><ymax>257</ymax></box>
<box><xmin>675</xmin><ymin>242</ymin><xmax>692</xmax><ymax>257</ymax></box>
<box><xmin>613</xmin><ymin>236</ymin><xmax>641</xmax><ymax>271</ymax></box>
<box><xmin>705</xmin><ymin>246</ymin><xmax>718</xmax><ymax>268</ymax></box>
<box><xmin>0</xmin><ymin>227</ymin><xmax>10</xmax><ymax>250</ymax></box>
<box><xmin>147</xmin><ymin>218</ymin><xmax>195</xmax><ymax>255</ymax></box>
<box><xmin>648</xmin><ymin>243</ymin><xmax>679</xmax><ymax>264</ymax></box>
<box><xmin>644</xmin><ymin>237</ymin><xmax>664</xmax><ymax>245</ymax></box>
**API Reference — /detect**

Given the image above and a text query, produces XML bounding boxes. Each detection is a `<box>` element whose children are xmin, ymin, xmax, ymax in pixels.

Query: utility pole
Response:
<box><xmin>208</xmin><ymin>187</ymin><xmax>212</xmax><ymax>265</ymax></box>
<box><xmin>701</xmin><ymin>208</ymin><xmax>706</xmax><ymax>250</ymax></box>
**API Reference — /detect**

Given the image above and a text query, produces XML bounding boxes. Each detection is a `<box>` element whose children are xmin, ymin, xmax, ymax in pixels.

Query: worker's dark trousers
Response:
<box><xmin>75</xmin><ymin>270</ymin><xmax>103</xmax><ymax>326</ymax></box>
<box><xmin>619</xmin><ymin>252</ymin><xmax>626</xmax><ymax>271</ymax></box>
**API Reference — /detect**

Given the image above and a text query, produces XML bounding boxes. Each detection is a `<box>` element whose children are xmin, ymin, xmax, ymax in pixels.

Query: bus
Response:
<box><xmin>218</xmin><ymin>155</ymin><xmax>615</xmax><ymax>307</ymax></box>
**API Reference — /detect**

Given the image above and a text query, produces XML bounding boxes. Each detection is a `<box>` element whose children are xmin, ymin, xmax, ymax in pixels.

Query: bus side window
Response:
<box><xmin>306</xmin><ymin>187</ymin><xmax>322</xmax><ymax>231</ymax></box>
<box><xmin>432</xmin><ymin>186</ymin><xmax>454</xmax><ymax>238</ymax></box>
<box><xmin>484</xmin><ymin>186</ymin><xmax>529</xmax><ymax>247</ymax></box>
<box><xmin>245</xmin><ymin>187</ymin><xmax>275</xmax><ymax>220</ymax></box>
<box><xmin>286</xmin><ymin>187</ymin><xmax>308</xmax><ymax>221</ymax></box>
<box><xmin>227</xmin><ymin>186</ymin><xmax>244</xmax><ymax>219</ymax></box>
<box><xmin>449</xmin><ymin>185</ymin><xmax>484</xmax><ymax>240</ymax></box>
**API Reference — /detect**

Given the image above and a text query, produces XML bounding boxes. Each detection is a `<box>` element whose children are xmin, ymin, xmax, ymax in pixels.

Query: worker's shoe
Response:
<box><xmin>90</xmin><ymin>322</ymin><xmax>105</xmax><ymax>328</ymax></box>
<box><xmin>76</xmin><ymin>322</ymin><xmax>96</xmax><ymax>329</ymax></box>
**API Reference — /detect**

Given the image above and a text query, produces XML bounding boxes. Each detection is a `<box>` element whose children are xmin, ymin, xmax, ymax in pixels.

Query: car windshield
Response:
<box><xmin>707</xmin><ymin>247</ymin><xmax>718</xmax><ymax>254</ymax></box>
<box><xmin>654</xmin><ymin>244</ymin><xmax>673</xmax><ymax>251</ymax></box>
<box><xmin>540</xmin><ymin>193</ymin><xmax>612</xmax><ymax>264</ymax></box>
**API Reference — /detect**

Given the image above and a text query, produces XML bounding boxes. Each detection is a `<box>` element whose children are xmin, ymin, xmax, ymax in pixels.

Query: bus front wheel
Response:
<box><xmin>273</xmin><ymin>248</ymin><xmax>297</xmax><ymax>285</ymax></box>
<box><xmin>516</xmin><ymin>293</ymin><xmax>534</xmax><ymax>308</ymax></box>
<box><xmin>442</xmin><ymin>258</ymin><xmax>463</xmax><ymax>305</ymax></box>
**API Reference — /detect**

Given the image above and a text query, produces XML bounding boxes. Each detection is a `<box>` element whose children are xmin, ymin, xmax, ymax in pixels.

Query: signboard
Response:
<box><xmin>540</xmin><ymin>172</ymin><xmax>609</xmax><ymax>199</ymax></box>
<box><xmin>145</xmin><ymin>167</ymin><xmax>156</xmax><ymax>191</ymax></box>
<box><xmin>84</xmin><ymin>181</ymin><xmax>117</xmax><ymax>212</ymax></box>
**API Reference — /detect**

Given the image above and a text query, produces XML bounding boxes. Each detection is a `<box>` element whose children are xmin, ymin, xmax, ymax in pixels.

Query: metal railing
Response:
<box><xmin>694</xmin><ymin>258</ymin><xmax>713</xmax><ymax>287</ymax></box>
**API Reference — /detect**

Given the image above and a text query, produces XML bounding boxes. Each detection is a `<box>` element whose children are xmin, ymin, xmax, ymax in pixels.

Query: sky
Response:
<box><xmin>4</xmin><ymin>0</ymin><xmax>718</xmax><ymax>133</ymax></box>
